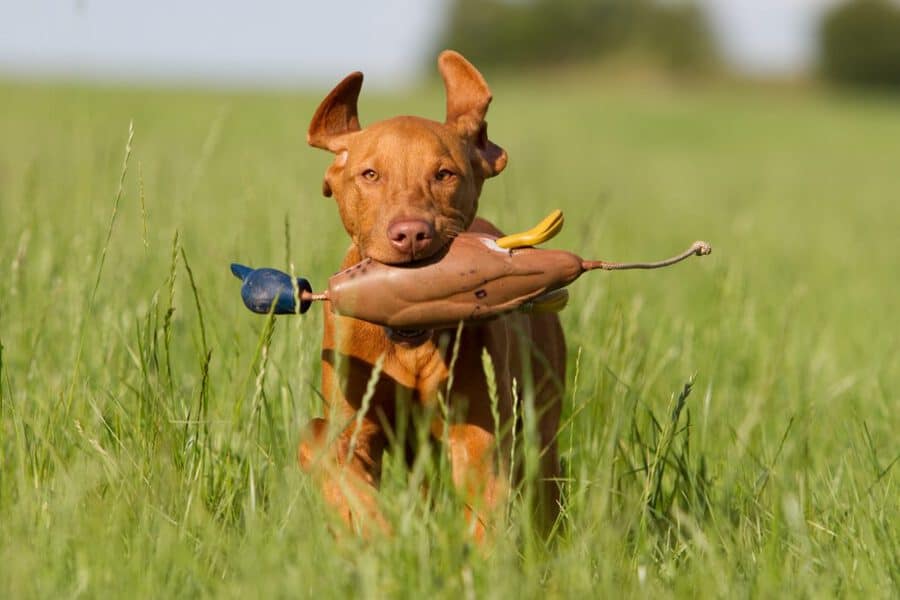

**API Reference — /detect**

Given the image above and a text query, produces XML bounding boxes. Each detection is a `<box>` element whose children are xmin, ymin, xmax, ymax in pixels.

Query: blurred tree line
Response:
<box><xmin>439</xmin><ymin>0</ymin><xmax>716</xmax><ymax>74</ymax></box>
<box><xmin>820</xmin><ymin>0</ymin><xmax>900</xmax><ymax>88</ymax></box>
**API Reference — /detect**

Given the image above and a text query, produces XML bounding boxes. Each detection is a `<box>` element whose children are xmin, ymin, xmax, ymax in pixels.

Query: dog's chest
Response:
<box><xmin>385</xmin><ymin>333</ymin><xmax>454</xmax><ymax>396</ymax></box>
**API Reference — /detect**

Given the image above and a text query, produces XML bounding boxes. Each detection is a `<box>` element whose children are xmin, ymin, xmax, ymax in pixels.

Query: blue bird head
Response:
<box><xmin>230</xmin><ymin>263</ymin><xmax>312</xmax><ymax>315</ymax></box>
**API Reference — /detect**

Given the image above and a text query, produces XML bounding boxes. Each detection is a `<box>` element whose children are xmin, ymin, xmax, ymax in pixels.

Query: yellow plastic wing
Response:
<box><xmin>521</xmin><ymin>289</ymin><xmax>570</xmax><ymax>314</ymax></box>
<box><xmin>496</xmin><ymin>209</ymin><xmax>564</xmax><ymax>249</ymax></box>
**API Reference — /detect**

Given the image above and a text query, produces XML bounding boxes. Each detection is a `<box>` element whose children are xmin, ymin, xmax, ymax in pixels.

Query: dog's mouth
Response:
<box><xmin>384</xmin><ymin>327</ymin><xmax>432</xmax><ymax>346</ymax></box>
<box><xmin>365</xmin><ymin>238</ymin><xmax>453</xmax><ymax>267</ymax></box>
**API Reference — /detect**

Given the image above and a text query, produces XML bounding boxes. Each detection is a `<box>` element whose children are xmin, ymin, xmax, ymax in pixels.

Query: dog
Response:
<box><xmin>297</xmin><ymin>50</ymin><xmax>565</xmax><ymax>540</ymax></box>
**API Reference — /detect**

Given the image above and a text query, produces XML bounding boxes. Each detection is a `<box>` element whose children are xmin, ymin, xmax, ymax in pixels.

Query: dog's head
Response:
<box><xmin>307</xmin><ymin>51</ymin><xmax>507</xmax><ymax>265</ymax></box>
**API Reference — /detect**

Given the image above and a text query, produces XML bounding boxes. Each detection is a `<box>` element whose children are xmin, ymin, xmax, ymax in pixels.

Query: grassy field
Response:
<box><xmin>1</xmin><ymin>76</ymin><xmax>898</xmax><ymax>598</ymax></box>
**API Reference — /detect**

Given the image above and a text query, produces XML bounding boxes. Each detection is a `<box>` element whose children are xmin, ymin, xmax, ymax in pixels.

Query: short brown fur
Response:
<box><xmin>298</xmin><ymin>51</ymin><xmax>565</xmax><ymax>540</ymax></box>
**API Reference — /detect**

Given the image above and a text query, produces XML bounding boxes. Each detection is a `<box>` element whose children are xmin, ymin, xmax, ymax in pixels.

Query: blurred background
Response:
<box><xmin>3</xmin><ymin>0</ymin><xmax>900</xmax><ymax>89</ymax></box>
<box><xmin>2</xmin><ymin>3</ymin><xmax>899</xmax><ymax>597</ymax></box>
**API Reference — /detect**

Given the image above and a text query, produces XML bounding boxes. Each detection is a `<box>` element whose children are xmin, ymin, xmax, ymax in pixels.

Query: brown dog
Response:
<box><xmin>297</xmin><ymin>50</ymin><xmax>565</xmax><ymax>540</ymax></box>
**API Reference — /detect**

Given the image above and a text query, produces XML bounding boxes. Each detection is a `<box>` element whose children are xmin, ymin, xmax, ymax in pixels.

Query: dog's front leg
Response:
<box><xmin>298</xmin><ymin>345</ymin><xmax>392</xmax><ymax>537</ymax></box>
<box><xmin>445</xmin><ymin>423</ymin><xmax>507</xmax><ymax>541</ymax></box>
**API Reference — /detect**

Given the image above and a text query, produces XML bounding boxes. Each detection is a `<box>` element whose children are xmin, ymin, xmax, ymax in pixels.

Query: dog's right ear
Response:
<box><xmin>307</xmin><ymin>72</ymin><xmax>363</xmax><ymax>153</ymax></box>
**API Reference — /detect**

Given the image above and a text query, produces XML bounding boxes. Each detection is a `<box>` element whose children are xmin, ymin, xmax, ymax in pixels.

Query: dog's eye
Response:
<box><xmin>435</xmin><ymin>169</ymin><xmax>455</xmax><ymax>182</ymax></box>
<box><xmin>361</xmin><ymin>169</ymin><xmax>379</xmax><ymax>181</ymax></box>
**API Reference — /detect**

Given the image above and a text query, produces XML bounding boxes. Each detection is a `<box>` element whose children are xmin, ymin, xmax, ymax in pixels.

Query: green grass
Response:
<box><xmin>1</xmin><ymin>77</ymin><xmax>898</xmax><ymax>598</ymax></box>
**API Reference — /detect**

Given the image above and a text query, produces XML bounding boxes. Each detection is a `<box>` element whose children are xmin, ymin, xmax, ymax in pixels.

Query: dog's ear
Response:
<box><xmin>439</xmin><ymin>50</ymin><xmax>507</xmax><ymax>178</ymax></box>
<box><xmin>308</xmin><ymin>72</ymin><xmax>363</xmax><ymax>152</ymax></box>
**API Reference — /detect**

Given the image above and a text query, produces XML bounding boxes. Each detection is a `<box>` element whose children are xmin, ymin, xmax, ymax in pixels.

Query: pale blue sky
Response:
<box><xmin>704</xmin><ymin>0</ymin><xmax>838</xmax><ymax>75</ymax></box>
<box><xmin>0</xmin><ymin>0</ymin><xmax>838</xmax><ymax>88</ymax></box>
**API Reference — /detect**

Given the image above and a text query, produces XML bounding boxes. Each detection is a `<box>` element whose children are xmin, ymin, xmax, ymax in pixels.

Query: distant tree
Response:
<box><xmin>438</xmin><ymin>0</ymin><xmax>716</xmax><ymax>73</ymax></box>
<box><xmin>820</xmin><ymin>0</ymin><xmax>900</xmax><ymax>87</ymax></box>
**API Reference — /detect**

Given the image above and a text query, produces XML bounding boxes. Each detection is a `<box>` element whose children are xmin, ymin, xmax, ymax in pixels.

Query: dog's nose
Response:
<box><xmin>387</xmin><ymin>219</ymin><xmax>435</xmax><ymax>256</ymax></box>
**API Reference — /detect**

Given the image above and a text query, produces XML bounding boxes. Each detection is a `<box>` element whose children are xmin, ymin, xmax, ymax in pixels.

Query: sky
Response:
<box><xmin>703</xmin><ymin>0</ymin><xmax>839</xmax><ymax>75</ymax></box>
<box><xmin>0</xmin><ymin>0</ymin><xmax>840</xmax><ymax>88</ymax></box>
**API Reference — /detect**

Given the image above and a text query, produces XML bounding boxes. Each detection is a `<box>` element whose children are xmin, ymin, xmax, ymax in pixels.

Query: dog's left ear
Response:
<box><xmin>439</xmin><ymin>50</ymin><xmax>507</xmax><ymax>178</ymax></box>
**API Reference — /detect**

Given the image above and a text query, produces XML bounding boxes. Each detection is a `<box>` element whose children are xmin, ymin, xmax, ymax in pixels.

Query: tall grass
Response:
<box><xmin>0</xmin><ymin>79</ymin><xmax>897</xmax><ymax>597</ymax></box>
